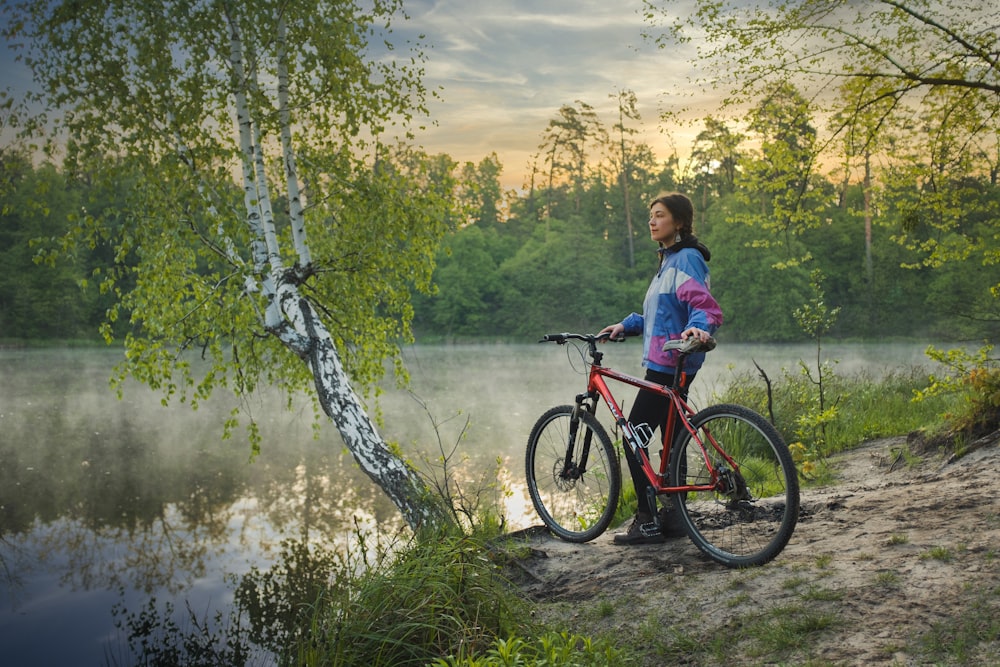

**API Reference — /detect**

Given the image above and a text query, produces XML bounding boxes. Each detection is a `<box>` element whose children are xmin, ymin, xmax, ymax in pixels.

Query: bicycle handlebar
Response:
<box><xmin>539</xmin><ymin>332</ymin><xmax>615</xmax><ymax>344</ymax></box>
<box><xmin>539</xmin><ymin>332</ymin><xmax>716</xmax><ymax>354</ymax></box>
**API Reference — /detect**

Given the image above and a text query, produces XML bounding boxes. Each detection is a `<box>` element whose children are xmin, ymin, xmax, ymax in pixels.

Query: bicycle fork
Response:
<box><xmin>557</xmin><ymin>393</ymin><xmax>598</xmax><ymax>482</ymax></box>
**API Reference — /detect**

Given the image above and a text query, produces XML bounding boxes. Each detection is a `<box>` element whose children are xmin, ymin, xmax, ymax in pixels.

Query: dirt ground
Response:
<box><xmin>508</xmin><ymin>434</ymin><xmax>1000</xmax><ymax>665</ymax></box>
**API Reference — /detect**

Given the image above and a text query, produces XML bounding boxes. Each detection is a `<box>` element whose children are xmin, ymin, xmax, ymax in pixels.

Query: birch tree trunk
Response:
<box><xmin>225</xmin><ymin>4</ymin><xmax>452</xmax><ymax>532</ymax></box>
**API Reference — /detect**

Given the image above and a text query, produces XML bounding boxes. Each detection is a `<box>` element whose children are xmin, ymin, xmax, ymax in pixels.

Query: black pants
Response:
<box><xmin>624</xmin><ymin>368</ymin><xmax>694</xmax><ymax>515</ymax></box>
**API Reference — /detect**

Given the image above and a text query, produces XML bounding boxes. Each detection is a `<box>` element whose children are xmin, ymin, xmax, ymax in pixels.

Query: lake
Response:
<box><xmin>0</xmin><ymin>341</ymin><xmax>939</xmax><ymax>665</ymax></box>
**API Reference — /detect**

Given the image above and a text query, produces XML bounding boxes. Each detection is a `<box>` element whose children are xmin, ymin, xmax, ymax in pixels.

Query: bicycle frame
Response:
<box><xmin>577</xmin><ymin>346</ymin><xmax>740</xmax><ymax>497</ymax></box>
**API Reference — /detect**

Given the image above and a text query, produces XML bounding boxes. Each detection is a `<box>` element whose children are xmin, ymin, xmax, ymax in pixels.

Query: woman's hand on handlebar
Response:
<box><xmin>598</xmin><ymin>323</ymin><xmax>625</xmax><ymax>342</ymax></box>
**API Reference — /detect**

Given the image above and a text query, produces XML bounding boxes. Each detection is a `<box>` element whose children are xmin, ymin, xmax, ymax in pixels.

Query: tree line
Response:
<box><xmin>3</xmin><ymin>1</ymin><xmax>996</xmax><ymax>351</ymax></box>
<box><xmin>424</xmin><ymin>87</ymin><xmax>998</xmax><ymax>343</ymax></box>
<box><xmin>3</xmin><ymin>89</ymin><xmax>999</xmax><ymax>346</ymax></box>
<box><xmin>411</xmin><ymin>151</ymin><xmax>997</xmax><ymax>344</ymax></box>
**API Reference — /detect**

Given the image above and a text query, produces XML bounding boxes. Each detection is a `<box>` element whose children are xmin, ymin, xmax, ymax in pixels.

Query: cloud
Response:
<box><xmin>397</xmin><ymin>0</ymin><xmax>703</xmax><ymax>186</ymax></box>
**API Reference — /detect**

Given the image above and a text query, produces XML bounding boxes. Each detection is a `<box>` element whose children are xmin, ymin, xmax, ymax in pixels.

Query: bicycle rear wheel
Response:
<box><xmin>668</xmin><ymin>403</ymin><xmax>799</xmax><ymax>567</ymax></box>
<box><xmin>526</xmin><ymin>405</ymin><xmax>621</xmax><ymax>542</ymax></box>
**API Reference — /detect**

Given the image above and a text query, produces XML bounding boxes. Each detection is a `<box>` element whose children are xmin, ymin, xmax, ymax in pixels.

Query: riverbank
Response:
<box><xmin>510</xmin><ymin>434</ymin><xmax>1000</xmax><ymax>665</ymax></box>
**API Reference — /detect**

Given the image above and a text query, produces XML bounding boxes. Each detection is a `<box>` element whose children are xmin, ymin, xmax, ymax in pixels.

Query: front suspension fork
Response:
<box><xmin>561</xmin><ymin>393</ymin><xmax>598</xmax><ymax>479</ymax></box>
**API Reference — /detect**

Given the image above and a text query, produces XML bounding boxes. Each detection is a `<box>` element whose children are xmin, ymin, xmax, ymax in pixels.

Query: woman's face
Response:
<box><xmin>649</xmin><ymin>202</ymin><xmax>679</xmax><ymax>245</ymax></box>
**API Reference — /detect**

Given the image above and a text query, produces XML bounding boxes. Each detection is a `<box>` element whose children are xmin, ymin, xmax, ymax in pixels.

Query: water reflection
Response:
<box><xmin>0</xmin><ymin>349</ymin><xmax>403</xmax><ymax>666</ymax></box>
<box><xmin>0</xmin><ymin>342</ymin><xmax>936</xmax><ymax>666</ymax></box>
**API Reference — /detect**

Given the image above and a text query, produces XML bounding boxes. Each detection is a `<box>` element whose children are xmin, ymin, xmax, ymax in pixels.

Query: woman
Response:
<box><xmin>599</xmin><ymin>193</ymin><xmax>723</xmax><ymax>546</ymax></box>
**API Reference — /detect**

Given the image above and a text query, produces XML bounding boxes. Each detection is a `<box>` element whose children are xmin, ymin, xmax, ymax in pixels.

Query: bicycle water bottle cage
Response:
<box><xmin>661</xmin><ymin>336</ymin><xmax>717</xmax><ymax>354</ymax></box>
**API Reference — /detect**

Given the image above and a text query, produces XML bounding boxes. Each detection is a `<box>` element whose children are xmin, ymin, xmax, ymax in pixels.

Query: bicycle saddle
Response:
<box><xmin>661</xmin><ymin>336</ymin><xmax>717</xmax><ymax>354</ymax></box>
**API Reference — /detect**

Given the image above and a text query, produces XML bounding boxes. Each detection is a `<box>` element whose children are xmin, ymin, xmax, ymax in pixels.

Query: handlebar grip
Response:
<box><xmin>539</xmin><ymin>333</ymin><xmax>568</xmax><ymax>343</ymax></box>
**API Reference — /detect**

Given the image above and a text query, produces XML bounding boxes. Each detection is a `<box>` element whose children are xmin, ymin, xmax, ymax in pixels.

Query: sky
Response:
<box><xmin>1</xmin><ymin>0</ymin><xmax>709</xmax><ymax>190</ymax></box>
<box><xmin>398</xmin><ymin>0</ymin><xmax>703</xmax><ymax>188</ymax></box>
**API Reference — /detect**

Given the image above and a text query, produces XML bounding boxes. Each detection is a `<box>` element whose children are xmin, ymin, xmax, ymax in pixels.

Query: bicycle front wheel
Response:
<box><xmin>526</xmin><ymin>405</ymin><xmax>621</xmax><ymax>542</ymax></box>
<box><xmin>668</xmin><ymin>403</ymin><xmax>799</xmax><ymax>567</ymax></box>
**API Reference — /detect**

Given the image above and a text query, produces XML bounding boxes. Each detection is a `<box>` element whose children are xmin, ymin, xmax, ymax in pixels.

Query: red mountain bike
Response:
<box><xmin>526</xmin><ymin>332</ymin><xmax>799</xmax><ymax>568</ymax></box>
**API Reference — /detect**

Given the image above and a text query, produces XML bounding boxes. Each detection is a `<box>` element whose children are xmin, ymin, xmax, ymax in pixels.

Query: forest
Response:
<box><xmin>3</xmin><ymin>84</ymin><xmax>997</xmax><ymax>345</ymax></box>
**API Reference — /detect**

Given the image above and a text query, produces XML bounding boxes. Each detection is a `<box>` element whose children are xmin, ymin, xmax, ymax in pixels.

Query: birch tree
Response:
<box><xmin>4</xmin><ymin>0</ymin><xmax>457</xmax><ymax>530</ymax></box>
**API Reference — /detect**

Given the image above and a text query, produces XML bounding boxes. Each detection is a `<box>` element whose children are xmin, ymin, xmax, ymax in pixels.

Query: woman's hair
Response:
<box><xmin>650</xmin><ymin>193</ymin><xmax>694</xmax><ymax>238</ymax></box>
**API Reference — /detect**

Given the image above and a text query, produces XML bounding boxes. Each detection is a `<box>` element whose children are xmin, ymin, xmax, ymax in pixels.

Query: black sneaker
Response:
<box><xmin>658</xmin><ymin>506</ymin><xmax>687</xmax><ymax>538</ymax></box>
<box><xmin>612</xmin><ymin>515</ymin><xmax>666</xmax><ymax>545</ymax></box>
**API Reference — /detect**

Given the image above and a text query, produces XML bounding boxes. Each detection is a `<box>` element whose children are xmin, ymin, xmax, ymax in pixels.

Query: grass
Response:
<box><xmin>645</xmin><ymin>601</ymin><xmax>842</xmax><ymax>663</ymax></box>
<box><xmin>814</xmin><ymin>553</ymin><xmax>834</xmax><ymax>569</ymax></box>
<box><xmin>743</xmin><ymin>604</ymin><xmax>841</xmax><ymax>658</ymax></box>
<box><xmin>916</xmin><ymin>585</ymin><xmax>1000</xmax><ymax>664</ymax></box>
<box><xmin>799</xmin><ymin>586</ymin><xmax>844</xmax><ymax>602</ymax></box>
<box><xmin>714</xmin><ymin>366</ymin><xmax>961</xmax><ymax>464</ymax></box>
<box><xmin>112</xmin><ymin>528</ymin><xmax>627</xmax><ymax>667</ymax></box>
<box><xmin>921</xmin><ymin>545</ymin><xmax>954</xmax><ymax>562</ymax></box>
<box><xmin>874</xmin><ymin>570</ymin><xmax>902</xmax><ymax>589</ymax></box>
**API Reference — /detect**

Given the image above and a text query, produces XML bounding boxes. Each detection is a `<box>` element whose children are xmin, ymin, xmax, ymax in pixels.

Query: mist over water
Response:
<box><xmin>0</xmin><ymin>342</ymin><xmax>937</xmax><ymax>665</ymax></box>
<box><xmin>386</xmin><ymin>340</ymin><xmax>939</xmax><ymax>462</ymax></box>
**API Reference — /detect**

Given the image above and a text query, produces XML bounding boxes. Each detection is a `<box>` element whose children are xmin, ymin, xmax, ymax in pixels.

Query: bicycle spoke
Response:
<box><xmin>670</xmin><ymin>404</ymin><xmax>799</xmax><ymax>567</ymax></box>
<box><xmin>526</xmin><ymin>406</ymin><xmax>620</xmax><ymax>542</ymax></box>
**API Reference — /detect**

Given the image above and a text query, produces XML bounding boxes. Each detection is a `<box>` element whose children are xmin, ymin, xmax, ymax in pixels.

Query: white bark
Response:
<box><xmin>277</xmin><ymin>16</ymin><xmax>311</xmax><ymax>268</ymax></box>
<box><xmin>286</xmin><ymin>293</ymin><xmax>445</xmax><ymax>529</ymax></box>
<box><xmin>222</xmin><ymin>6</ymin><xmax>447</xmax><ymax>531</ymax></box>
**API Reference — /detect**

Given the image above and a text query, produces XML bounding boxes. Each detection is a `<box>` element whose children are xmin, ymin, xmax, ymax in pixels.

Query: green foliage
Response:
<box><xmin>429</xmin><ymin>631</ymin><xmax>624</xmax><ymax>666</ymax></box>
<box><xmin>793</xmin><ymin>270</ymin><xmax>840</xmax><ymax>341</ymax></box>
<box><xmin>0</xmin><ymin>154</ymin><xmax>99</xmax><ymax>339</ymax></box>
<box><xmin>700</xmin><ymin>196</ymin><xmax>810</xmax><ymax>341</ymax></box>
<box><xmin>643</xmin><ymin>0</ymin><xmax>1000</xmax><ymax>340</ymax></box>
<box><xmin>416</xmin><ymin>225</ymin><xmax>513</xmax><ymax>335</ymax></box>
<box><xmin>288</xmin><ymin>533</ymin><xmax>529</xmax><ymax>666</ymax></box>
<box><xmin>5</xmin><ymin>0</ymin><xmax>462</xmax><ymax>429</ymax></box>
<box><xmin>716</xmin><ymin>365</ymin><xmax>961</xmax><ymax>467</ymax></box>
<box><xmin>734</xmin><ymin>82</ymin><xmax>828</xmax><ymax>252</ymax></box>
<box><xmin>9</xmin><ymin>149</ymin><xmax>996</xmax><ymax>351</ymax></box>
<box><xmin>112</xmin><ymin>529</ymin><xmax>538</xmax><ymax>667</ymax></box>
<box><xmin>917</xmin><ymin>584</ymin><xmax>1000</xmax><ymax>664</ymax></box>
<box><xmin>495</xmin><ymin>218</ymin><xmax>635</xmax><ymax>335</ymax></box>
<box><xmin>4</xmin><ymin>0</ymin><xmax>998</xmax><ymax>356</ymax></box>
<box><xmin>790</xmin><ymin>269</ymin><xmax>842</xmax><ymax>467</ymax></box>
<box><xmin>915</xmin><ymin>343</ymin><xmax>1000</xmax><ymax>436</ymax></box>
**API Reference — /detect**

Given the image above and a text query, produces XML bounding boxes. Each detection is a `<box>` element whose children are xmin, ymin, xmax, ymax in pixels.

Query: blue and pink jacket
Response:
<box><xmin>620</xmin><ymin>239</ymin><xmax>723</xmax><ymax>375</ymax></box>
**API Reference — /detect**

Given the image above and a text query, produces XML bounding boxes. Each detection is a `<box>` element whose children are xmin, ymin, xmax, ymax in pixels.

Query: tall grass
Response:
<box><xmin>238</xmin><ymin>530</ymin><xmax>530</xmax><ymax>666</ymax></box>
<box><xmin>714</xmin><ymin>366</ymin><xmax>961</xmax><ymax>459</ymax></box>
<box><xmin>278</xmin><ymin>528</ymin><xmax>622</xmax><ymax>666</ymax></box>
